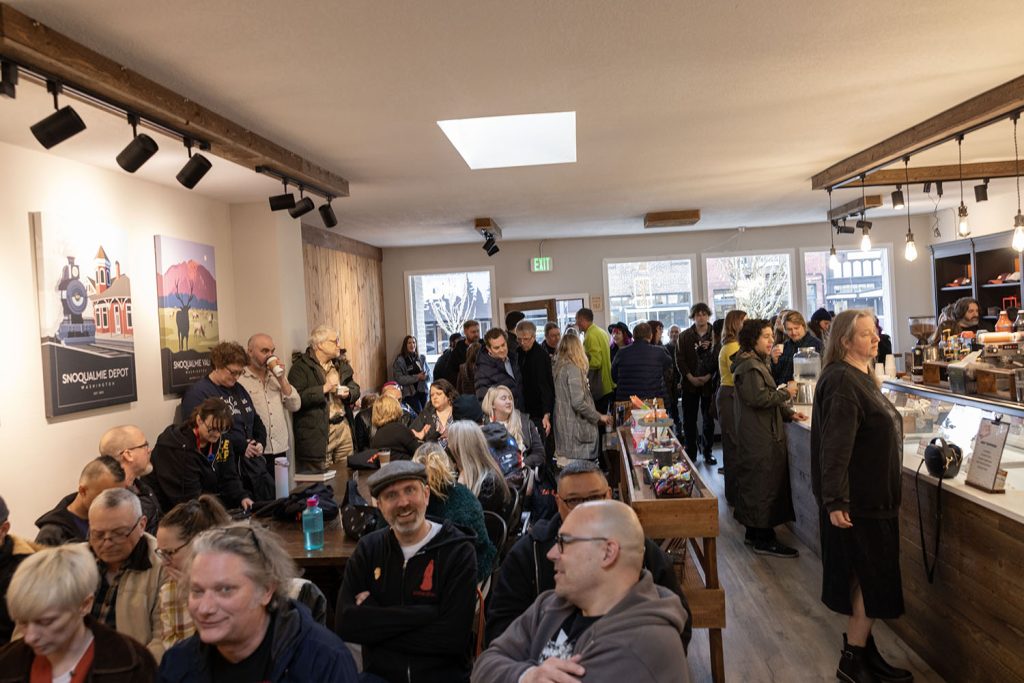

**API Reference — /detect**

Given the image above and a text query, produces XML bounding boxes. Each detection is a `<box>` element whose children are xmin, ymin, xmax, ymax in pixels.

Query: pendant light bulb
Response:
<box><xmin>860</xmin><ymin>227</ymin><xmax>872</xmax><ymax>252</ymax></box>
<box><xmin>904</xmin><ymin>229</ymin><xmax>918</xmax><ymax>261</ymax></box>
<box><xmin>828</xmin><ymin>246</ymin><xmax>840</xmax><ymax>270</ymax></box>
<box><xmin>1013</xmin><ymin>213</ymin><xmax>1024</xmax><ymax>252</ymax></box>
<box><xmin>957</xmin><ymin>203</ymin><xmax>971</xmax><ymax>236</ymax></box>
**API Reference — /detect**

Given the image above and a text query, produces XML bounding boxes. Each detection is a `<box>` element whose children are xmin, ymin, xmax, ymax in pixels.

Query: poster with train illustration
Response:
<box><xmin>30</xmin><ymin>212</ymin><xmax>138</xmax><ymax>417</ymax></box>
<box><xmin>154</xmin><ymin>235</ymin><xmax>220</xmax><ymax>394</ymax></box>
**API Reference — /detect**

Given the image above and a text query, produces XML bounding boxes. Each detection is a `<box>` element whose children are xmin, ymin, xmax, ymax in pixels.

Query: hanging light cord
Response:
<box><xmin>828</xmin><ymin>187</ymin><xmax>834</xmax><ymax>248</ymax></box>
<box><xmin>905</xmin><ymin>157</ymin><xmax>911</xmax><ymax>223</ymax></box>
<box><xmin>958</xmin><ymin>136</ymin><xmax>965</xmax><ymax>203</ymax></box>
<box><xmin>1015</xmin><ymin>114</ymin><xmax>1021</xmax><ymax>214</ymax></box>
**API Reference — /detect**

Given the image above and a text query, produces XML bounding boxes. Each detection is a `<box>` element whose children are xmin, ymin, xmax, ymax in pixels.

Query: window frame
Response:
<box><xmin>602</xmin><ymin>253</ymin><xmax>699</xmax><ymax>329</ymax></box>
<box><xmin>701</xmin><ymin>248</ymin><xmax>797</xmax><ymax>320</ymax></box>
<box><xmin>404</xmin><ymin>265</ymin><xmax>497</xmax><ymax>360</ymax></box>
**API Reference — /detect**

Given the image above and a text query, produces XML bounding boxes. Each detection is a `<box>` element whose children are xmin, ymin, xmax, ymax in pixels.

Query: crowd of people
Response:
<box><xmin>0</xmin><ymin>302</ymin><xmax>914</xmax><ymax>682</ymax></box>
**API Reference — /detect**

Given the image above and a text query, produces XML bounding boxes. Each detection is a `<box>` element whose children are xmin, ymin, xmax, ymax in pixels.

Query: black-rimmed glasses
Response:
<box><xmin>155</xmin><ymin>539</ymin><xmax>191</xmax><ymax>562</ymax></box>
<box><xmin>89</xmin><ymin>515</ymin><xmax>143</xmax><ymax>543</ymax></box>
<box><xmin>554</xmin><ymin>533</ymin><xmax>609</xmax><ymax>554</ymax></box>
<box><xmin>557</xmin><ymin>493</ymin><xmax>607</xmax><ymax>509</ymax></box>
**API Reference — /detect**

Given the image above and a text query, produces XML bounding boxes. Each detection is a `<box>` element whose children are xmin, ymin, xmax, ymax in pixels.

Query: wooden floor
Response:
<box><xmin>682</xmin><ymin>449</ymin><xmax>945</xmax><ymax>683</ymax></box>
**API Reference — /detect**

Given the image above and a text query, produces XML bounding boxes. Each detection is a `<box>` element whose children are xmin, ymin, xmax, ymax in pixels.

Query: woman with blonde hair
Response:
<box><xmin>553</xmin><ymin>332</ymin><xmax>612</xmax><ymax>466</ymax></box>
<box><xmin>811</xmin><ymin>309</ymin><xmax>910</xmax><ymax>682</ymax></box>
<box><xmin>413</xmin><ymin>443</ymin><xmax>496</xmax><ymax>581</ymax></box>
<box><xmin>716</xmin><ymin>309</ymin><xmax>747</xmax><ymax>505</ymax></box>
<box><xmin>368</xmin><ymin>395</ymin><xmax>421</xmax><ymax>459</ymax></box>
<box><xmin>446</xmin><ymin>420</ymin><xmax>510</xmax><ymax>515</ymax></box>
<box><xmin>482</xmin><ymin>385</ymin><xmax>545</xmax><ymax>468</ymax></box>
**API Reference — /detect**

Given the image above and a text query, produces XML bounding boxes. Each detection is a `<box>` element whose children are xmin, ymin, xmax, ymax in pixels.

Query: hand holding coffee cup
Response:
<box><xmin>785</xmin><ymin>380</ymin><xmax>798</xmax><ymax>398</ymax></box>
<box><xmin>267</xmin><ymin>355</ymin><xmax>285</xmax><ymax>378</ymax></box>
<box><xmin>377</xmin><ymin>449</ymin><xmax>391</xmax><ymax>466</ymax></box>
<box><xmin>772</xmin><ymin>343</ymin><xmax>785</xmax><ymax>362</ymax></box>
<box><xmin>337</xmin><ymin>385</ymin><xmax>351</xmax><ymax>399</ymax></box>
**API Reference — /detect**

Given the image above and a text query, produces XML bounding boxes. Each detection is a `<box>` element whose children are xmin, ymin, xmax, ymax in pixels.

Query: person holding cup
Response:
<box><xmin>239</xmin><ymin>333</ymin><xmax>301</xmax><ymax>480</ymax></box>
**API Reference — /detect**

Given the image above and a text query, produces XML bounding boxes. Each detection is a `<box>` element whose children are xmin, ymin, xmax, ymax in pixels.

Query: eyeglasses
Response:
<box><xmin>124</xmin><ymin>442</ymin><xmax>149</xmax><ymax>453</ymax></box>
<box><xmin>202</xmin><ymin>421</ymin><xmax>226</xmax><ymax>436</ymax></box>
<box><xmin>554</xmin><ymin>533</ymin><xmax>609</xmax><ymax>554</ymax></box>
<box><xmin>226</xmin><ymin>367</ymin><xmax>244</xmax><ymax>377</ymax></box>
<box><xmin>155</xmin><ymin>539</ymin><xmax>191</xmax><ymax>562</ymax></box>
<box><xmin>219</xmin><ymin>525</ymin><xmax>266</xmax><ymax>561</ymax></box>
<box><xmin>558</xmin><ymin>493</ymin><xmax>607</xmax><ymax>509</ymax></box>
<box><xmin>89</xmin><ymin>515</ymin><xmax>142</xmax><ymax>543</ymax></box>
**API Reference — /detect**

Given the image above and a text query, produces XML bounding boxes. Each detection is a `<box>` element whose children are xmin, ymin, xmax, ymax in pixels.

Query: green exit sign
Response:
<box><xmin>531</xmin><ymin>257</ymin><xmax>553</xmax><ymax>272</ymax></box>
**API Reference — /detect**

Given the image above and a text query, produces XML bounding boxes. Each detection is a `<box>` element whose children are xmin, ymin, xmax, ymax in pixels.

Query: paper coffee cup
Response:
<box><xmin>378</xmin><ymin>450</ymin><xmax>391</xmax><ymax>465</ymax></box>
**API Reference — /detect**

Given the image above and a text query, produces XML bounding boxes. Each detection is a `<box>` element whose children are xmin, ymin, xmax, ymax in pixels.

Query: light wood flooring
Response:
<box><xmin>682</xmin><ymin>449</ymin><xmax>945</xmax><ymax>683</ymax></box>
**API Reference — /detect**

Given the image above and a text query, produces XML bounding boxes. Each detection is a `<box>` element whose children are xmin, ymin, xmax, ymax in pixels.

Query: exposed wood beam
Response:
<box><xmin>0</xmin><ymin>3</ymin><xmax>349</xmax><ymax>197</ymax></box>
<box><xmin>474</xmin><ymin>217</ymin><xmax>502</xmax><ymax>239</ymax></box>
<box><xmin>828</xmin><ymin>195</ymin><xmax>882</xmax><ymax>221</ymax></box>
<box><xmin>644</xmin><ymin>209</ymin><xmax>701</xmax><ymax>228</ymax></box>
<box><xmin>812</xmin><ymin>74</ymin><xmax>1024</xmax><ymax>190</ymax></box>
<box><xmin>844</xmin><ymin>161</ymin><xmax>1024</xmax><ymax>187</ymax></box>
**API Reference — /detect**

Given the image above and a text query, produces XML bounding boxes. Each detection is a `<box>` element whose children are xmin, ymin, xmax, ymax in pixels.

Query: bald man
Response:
<box><xmin>238</xmin><ymin>333</ymin><xmax>300</xmax><ymax>477</ymax></box>
<box><xmin>474</xmin><ymin>500</ymin><xmax>691</xmax><ymax>683</ymax></box>
<box><xmin>35</xmin><ymin>456</ymin><xmax>125</xmax><ymax>546</ymax></box>
<box><xmin>99</xmin><ymin>425</ymin><xmax>162</xmax><ymax>534</ymax></box>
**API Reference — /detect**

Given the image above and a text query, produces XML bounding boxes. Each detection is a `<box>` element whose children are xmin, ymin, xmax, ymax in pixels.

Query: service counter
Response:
<box><xmin>785</xmin><ymin>382</ymin><xmax>1024</xmax><ymax>682</ymax></box>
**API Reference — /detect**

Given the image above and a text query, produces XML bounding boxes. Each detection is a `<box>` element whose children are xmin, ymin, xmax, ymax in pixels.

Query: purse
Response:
<box><xmin>915</xmin><ymin>437</ymin><xmax>963</xmax><ymax>584</ymax></box>
<box><xmin>341</xmin><ymin>479</ymin><xmax>386</xmax><ymax>541</ymax></box>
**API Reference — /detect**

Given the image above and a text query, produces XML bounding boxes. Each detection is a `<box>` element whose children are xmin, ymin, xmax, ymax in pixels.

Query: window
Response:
<box><xmin>605</xmin><ymin>258</ymin><xmax>694</xmax><ymax>340</ymax></box>
<box><xmin>704</xmin><ymin>252</ymin><xmax>793</xmax><ymax>319</ymax></box>
<box><xmin>804</xmin><ymin>248</ymin><xmax>893</xmax><ymax>334</ymax></box>
<box><xmin>125</xmin><ymin>302</ymin><xmax>133</xmax><ymax>330</ymax></box>
<box><xmin>408</xmin><ymin>270</ymin><xmax>493</xmax><ymax>362</ymax></box>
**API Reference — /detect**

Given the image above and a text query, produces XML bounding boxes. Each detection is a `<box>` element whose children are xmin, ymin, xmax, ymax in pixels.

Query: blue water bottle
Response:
<box><xmin>302</xmin><ymin>496</ymin><xmax>324</xmax><ymax>551</ymax></box>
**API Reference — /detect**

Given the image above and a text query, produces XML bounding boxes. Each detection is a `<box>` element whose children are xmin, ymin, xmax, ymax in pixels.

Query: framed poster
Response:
<box><xmin>30</xmin><ymin>212</ymin><xmax>138</xmax><ymax>417</ymax></box>
<box><xmin>154</xmin><ymin>236</ymin><xmax>219</xmax><ymax>394</ymax></box>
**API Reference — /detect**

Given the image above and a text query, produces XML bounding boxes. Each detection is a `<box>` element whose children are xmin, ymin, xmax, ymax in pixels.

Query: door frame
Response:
<box><xmin>498</xmin><ymin>292</ymin><xmax>590</xmax><ymax>323</ymax></box>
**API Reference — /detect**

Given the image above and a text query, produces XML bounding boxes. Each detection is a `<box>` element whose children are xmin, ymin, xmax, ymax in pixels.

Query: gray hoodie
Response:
<box><xmin>472</xmin><ymin>570</ymin><xmax>691</xmax><ymax>682</ymax></box>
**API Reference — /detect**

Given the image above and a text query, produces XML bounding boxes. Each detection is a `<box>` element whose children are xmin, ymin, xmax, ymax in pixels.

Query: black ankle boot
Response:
<box><xmin>864</xmin><ymin>634</ymin><xmax>913</xmax><ymax>682</ymax></box>
<box><xmin>837</xmin><ymin>637</ymin><xmax>881</xmax><ymax>683</ymax></box>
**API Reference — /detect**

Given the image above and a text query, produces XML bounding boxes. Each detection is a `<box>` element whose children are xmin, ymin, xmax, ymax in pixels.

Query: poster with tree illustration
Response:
<box><xmin>154</xmin><ymin>236</ymin><xmax>219</xmax><ymax>394</ymax></box>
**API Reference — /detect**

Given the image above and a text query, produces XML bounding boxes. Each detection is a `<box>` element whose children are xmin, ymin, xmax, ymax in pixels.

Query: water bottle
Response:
<box><xmin>302</xmin><ymin>496</ymin><xmax>324</xmax><ymax>551</ymax></box>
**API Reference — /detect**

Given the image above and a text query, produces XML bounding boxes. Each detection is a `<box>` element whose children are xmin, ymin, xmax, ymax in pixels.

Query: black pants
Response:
<box><xmin>666</xmin><ymin>391</ymin><xmax>682</xmax><ymax>436</ymax></box>
<box><xmin>681</xmin><ymin>391</ymin><xmax>715</xmax><ymax>459</ymax></box>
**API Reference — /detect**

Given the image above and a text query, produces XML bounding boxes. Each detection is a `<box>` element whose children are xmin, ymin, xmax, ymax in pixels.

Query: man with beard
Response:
<box><xmin>336</xmin><ymin>461</ymin><xmax>476</xmax><ymax>683</ymax></box>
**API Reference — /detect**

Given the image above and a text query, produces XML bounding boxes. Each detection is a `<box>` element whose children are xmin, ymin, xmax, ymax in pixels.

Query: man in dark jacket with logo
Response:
<box><xmin>289</xmin><ymin>325</ymin><xmax>361</xmax><ymax>473</ymax></box>
<box><xmin>475</xmin><ymin>328</ymin><xmax>524</xmax><ymax>408</ymax></box>
<box><xmin>485</xmin><ymin>460</ymin><xmax>690</xmax><ymax>648</ymax></box>
<box><xmin>336</xmin><ymin>461</ymin><xmax>477</xmax><ymax>683</ymax></box>
<box><xmin>611</xmin><ymin>322</ymin><xmax>671</xmax><ymax>402</ymax></box>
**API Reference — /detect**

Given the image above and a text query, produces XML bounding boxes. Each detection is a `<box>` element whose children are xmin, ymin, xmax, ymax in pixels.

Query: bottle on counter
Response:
<box><xmin>1013</xmin><ymin>310</ymin><xmax>1024</xmax><ymax>333</ymax></box>
<box><xmin>302</xmin><ymin>496</ymin><xmax>324</xmax><ymax>551</ymax></box>
<box><xmin>996</xmin><ymin>310</ymin><xmax>1013</xmax><ymax>333</ymax></box>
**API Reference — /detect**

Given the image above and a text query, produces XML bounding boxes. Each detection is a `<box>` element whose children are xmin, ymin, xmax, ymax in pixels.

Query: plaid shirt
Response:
<box><xmin>90</xmin><ymin>536</ymin><xmax>153</xmax><ymax>629</ymax></box>
<box><xmin>159</xmin><ymin>579</ymin><xmax>195</xmax><ymax>649</ymax></box>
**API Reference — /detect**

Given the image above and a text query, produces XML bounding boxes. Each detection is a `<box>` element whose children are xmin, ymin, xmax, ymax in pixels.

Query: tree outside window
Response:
<box><xmin>408</xmin><ymin>271</ymin><xmax>492</xmax><ymax>361</ymax></box>
<box><xmin>705</xmin><ymin>253</ymin><xmax>792</xmax><ymax>319</ymax></box>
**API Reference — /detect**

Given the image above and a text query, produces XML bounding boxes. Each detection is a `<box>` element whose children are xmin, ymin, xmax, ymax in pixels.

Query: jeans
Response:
<box><xmin>681</xmin><ymin>390</ymin><xmax>715</xmax><ymax>459</ymax></box>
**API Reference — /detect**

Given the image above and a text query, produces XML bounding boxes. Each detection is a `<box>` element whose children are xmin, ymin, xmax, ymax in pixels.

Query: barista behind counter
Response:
<box><xmin>932</xmin><ymin>296</ymin><xmax>981</xmax><ymax>343</ymax></box>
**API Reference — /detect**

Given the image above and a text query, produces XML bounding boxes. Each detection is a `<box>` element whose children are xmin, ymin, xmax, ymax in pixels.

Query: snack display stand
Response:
<box><xmin>614</xmin><ymin>422</ymin><xmax>726</xmax><ymax>682</ymax></box>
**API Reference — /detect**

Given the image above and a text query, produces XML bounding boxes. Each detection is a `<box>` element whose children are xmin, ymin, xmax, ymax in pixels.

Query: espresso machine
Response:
<box><xmin>908</xmin><ymin>316</ymin><xmax>939</xmax><ymax>379</ymax></box>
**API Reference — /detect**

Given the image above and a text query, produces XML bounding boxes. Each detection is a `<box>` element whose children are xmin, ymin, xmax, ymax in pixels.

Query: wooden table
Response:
<box><xmin>614</xmin><ymin>425</ymin><xmax>727</xmax><ymax>683</ymax></box>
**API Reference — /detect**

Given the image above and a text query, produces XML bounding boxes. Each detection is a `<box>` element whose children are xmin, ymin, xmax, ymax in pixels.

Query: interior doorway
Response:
<box><xmin>500</xmin><ymin>294</ymin><xmax>588</xmax><ymax>339</ymax></box>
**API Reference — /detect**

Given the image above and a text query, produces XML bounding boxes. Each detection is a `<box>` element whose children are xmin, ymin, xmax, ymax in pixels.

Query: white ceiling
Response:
<box><xmin>2</xmin><ymin>0</ymin><xmax>1024</xmax><ymax>247</ymax></box>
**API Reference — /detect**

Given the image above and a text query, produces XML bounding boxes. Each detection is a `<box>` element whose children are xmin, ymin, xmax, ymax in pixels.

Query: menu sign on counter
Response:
<box><xmin>966</xmin><ymin>418</ymin><xmax>1009</xmax><ymax>493</ymax></box>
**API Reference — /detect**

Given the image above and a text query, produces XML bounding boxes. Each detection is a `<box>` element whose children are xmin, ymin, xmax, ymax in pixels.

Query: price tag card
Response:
<box><xmin>917</xmin><ymin>438</ymin><xmax>931</xmax><ymax>457</ymax></box>
<box><xmin>966</xmin><ymin>419</ymin><xmax>1009</xmax><ymax>492</ymax></box>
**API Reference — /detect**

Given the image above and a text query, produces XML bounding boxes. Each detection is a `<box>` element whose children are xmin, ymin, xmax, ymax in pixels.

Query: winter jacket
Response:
<box><xmin>474</xmin><ymin>349</ymin><xmax>524</xmax><ymax>407</ymax></box>
<box><xmin>770</xmin><ymin>332</ymin><xmax>823</xmax><ymax>385</ymax></box>
<box><xmin>34</xmin><ymin>492</ymin><xmax>88</xmax><ymax>546</ymax></box>
<box><xmin>449</xmin><ymin>338</ymin><xmax>473</xmax><ymax>385</ymax></box>
<box><xmin>0</xmin><ymin>616</ymin><xmax>156</xmax><ymax>683</ymax></box>
<box><xmin>811</xmin><ymin>361</ymin><xmax>904</xmax><ymax>518</ymax></box>
<box><xmin>433</xmin><ymin>347</ymin><xmax>456</xmax><ymax>386</ymax></box>
<box><xmin>473</xmin><ymin>571</ymin><xmax>691</xmax><ymax>683</ymax></box>
<box><xmin>485</xmin><ymin>516</ymin><xmax>691</xmax><ymax>649</ymax></box>
<box><xmin>180</xmin><ymin>376</ymin><xmax>267</xmax><ymax>463</ymax></box>
<box><xmin>93</xmin><ymin>532</ymin><xmax>166</xmax><ymax>662</ymax></box>
<box><xmin>731</xmin><ymin>351</ymin><xmax>795</xmax><ymax>529</ymax></box>
<box><xmin>457</xmin><ymin>362</ymin><xmax>476</xmax><ymax>395</ymax></box>
<box><xmin>145</xmin><ymin>422</ymin><xmax>248</xmax><ymax>510</ymax></box>
<box><xmin>426</xmin><ymin>485</ymin><xmax>496</xmax><ymax>582</ymax></box>
<box><xmin>132</xmin><ymin>478</ymin><xmax>163</xmax><ymax>535</ymax></box>
<box><xmin>553</xmin><ymin>362</ymin><xmax>602</xmax><ymax>461</ymax></box>
<box><xmin>515</xmin><ymin>413</ymin><xmax>546</xmax><ymax>469</ymax></box>
<box><xmin>677</xmin><ymin>324</ymin><xmax>719</xmax><ymax>395</ymax></box>
<box><xmin>612</xmin><ymin>339</ymin><xmax>672</xmax><ymax>401</ymax></box>
<box><xmin>336</xmin><ymin>520</ymin><xmax>477</xmax><ymax>683</ymax></box>
<box><xmin>516</xmin><ymin>343</ymin><xmax>555</xmax><ymax>420</ymax></box>
<box><xmin>159</xmin><ymin>600</ymin><xmax>358</xmax><ymax>683</ymax></box>
<box><xmin>0</xmin><ymin>535</ymin><xmax>34</xmax><ymax>644</ymax></box>
<box><xmin>289</xmin><ymin>348</ymin><xmax>360</xmax><ymax>467</ymax></box>
<box><xmin>410</xmin><ymin>404</ymin><xmax>455</xmax><ymax>446</ymax></box>
<box><xmin>369</xmin><ymin>421</ymin><xmax>421</xmax><ymax>460</ymax></box>
<box><xmin>393</xmin><ymin>353</ymin><xmax>430</xmax><ymax>398</ymax></box>
<box><xmin>582</xmin><ymin>325</ymin><xmax>615</xmax><ymax>399</ymax></box>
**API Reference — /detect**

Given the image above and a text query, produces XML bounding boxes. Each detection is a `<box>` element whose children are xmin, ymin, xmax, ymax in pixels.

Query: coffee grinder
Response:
<box><xmin>908</xmin><ymin>316</ymin><xmax>939</xmax><ymax>379</ymax></box>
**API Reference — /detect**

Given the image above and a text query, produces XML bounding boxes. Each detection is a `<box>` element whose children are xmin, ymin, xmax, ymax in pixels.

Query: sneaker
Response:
<box><xmin>703</xmin><ymin>455</ymin><xmax>718</xmax><ymax>466</ymax></box>
<box><xmin>752</xmin><ymin>540</ymin><xmax>799</xmax><ymax>558</ymax></box>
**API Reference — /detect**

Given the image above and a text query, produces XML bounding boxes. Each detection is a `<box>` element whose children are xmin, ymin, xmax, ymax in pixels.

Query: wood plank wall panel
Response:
<box><xmin>301</xmin><ymin>229</ymin><xmax>387</xmax><ymax>394</ymax></box>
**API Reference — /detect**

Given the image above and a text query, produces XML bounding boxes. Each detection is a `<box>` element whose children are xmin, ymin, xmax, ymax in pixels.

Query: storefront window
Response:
<box><xmin>704</xmin><ymin>252</ymin><xmax>793</xmax><ymax>319</ymax></box>
<box><xmin>804</xmin><ymin>247</ymin><xmax>893</xmax><ymax>334</ymax></box>
<box><xmin>605</xmin><ymin>258</ymin><xmax>694</xmax><ymax>340</ymax></box>
<box><xmin>408</xmin><ymin>270</ymin><xmax>493</xmax><ymax>362</ymax></box>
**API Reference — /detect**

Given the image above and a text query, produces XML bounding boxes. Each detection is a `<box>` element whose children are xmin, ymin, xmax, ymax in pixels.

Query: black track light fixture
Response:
<box><xmin>115</xmin><ymin>113</ymin><xmax>158</xmax><ymax>173</ymax></box>
<box><xmin>935</xmin><ymin>180</ymin><xmax>943</xmax><ymax>197</ymax></box>
<box><xmin>923</xmin><ymin>181</ymin><xmax>932</xmax><ymax>194</ymax></box>
<box><xmin>269</xmin><ymin>180</ymin><xmax>296</xmax><ymax>211</ymax></box>
<box><xmin>482</xmin><ymin>236</ymin><xmax>496</xmax><ymax>251</ymax></box>
<box><xmin>891</xmin><ymin>185</ymin><xmax>905</xmax><ymax>210</ymax></box>
<box><xmin>974</xmin><ymin>178</ymin><xmax>990</xmax><ymax>203</ymax></box>
<box><xmin>176</xmin><ymin>138</ymin><xmax>212</xmax><ymax>189</ymax></box>
<box><xmin>319</xmin><ymin>198</ymin><xmax>338</xmax><ymax>228</ymax></box>
<box><xmin>289</xmin><ymin>189</ymin><xmax>315</xmax><ymax>218</ymax></box>
<box><xmin>30</xmin><ymin>81</ymin><xmax>86</xmax><ymax>149</ymax></box>
<box><xmin>0</xmin><ymin>60</ymin><xmax>17</xmax><ymax>98</ymax></box>
<box><xmin>486</xmin><ymin>244</ymin><xmax>500</xmax><ymax>257</ymax></box>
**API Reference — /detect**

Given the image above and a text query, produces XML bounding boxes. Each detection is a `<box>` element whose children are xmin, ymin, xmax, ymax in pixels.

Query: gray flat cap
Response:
<box><xmin>367</xmin><ymin>460</ymin><xmax>428</xmax><ymax>498</ymax></box>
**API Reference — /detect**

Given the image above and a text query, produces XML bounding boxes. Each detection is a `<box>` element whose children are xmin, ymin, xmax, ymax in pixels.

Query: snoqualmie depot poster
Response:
<box><xmin>154</xmin><ymin>235</ymin><xmax>219</xmax><ymax>394</ymax></box>
<box><xmin>31</xmin><ymin>212</ymin><xmax>138</xmax><ymax>417</ymax></box>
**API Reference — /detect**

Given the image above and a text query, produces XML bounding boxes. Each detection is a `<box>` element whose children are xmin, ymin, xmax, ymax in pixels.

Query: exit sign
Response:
<box><xmin>531</xmin><ymin>257</ymin><xmax>553</xmax><ymax>272</ymax></box>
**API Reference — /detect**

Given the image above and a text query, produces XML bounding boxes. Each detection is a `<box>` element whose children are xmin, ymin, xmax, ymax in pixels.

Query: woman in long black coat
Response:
<box><xmin>731</xmin><ymin>319</ymin><xmax>805</xmax><ymax>557</ymax></box>
<box><xmin>811</xmin><ymin>308</ymin><xmax>912</xmax><ymax>683</ymax></box>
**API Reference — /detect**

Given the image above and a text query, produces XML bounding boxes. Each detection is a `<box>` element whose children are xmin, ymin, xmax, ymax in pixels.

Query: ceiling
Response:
<box><xmin>3</xmin><ymin>0</ymin><xmax>1024</xmax><ymax>247</ymax></box>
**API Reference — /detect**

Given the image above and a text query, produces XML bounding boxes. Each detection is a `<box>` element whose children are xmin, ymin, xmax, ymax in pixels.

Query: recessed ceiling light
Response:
<box><xmin>437</xmin><ymin>111</ymin><xmax>576</xmax><ymax>170</ymax></box>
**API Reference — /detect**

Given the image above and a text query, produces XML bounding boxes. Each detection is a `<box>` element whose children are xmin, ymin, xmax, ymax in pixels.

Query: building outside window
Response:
<box><xmin>804</xmin><ymin>247</ymin><xmax>893</xmax><ymax>335</ymax></box>
<box><xmin>407</xmin><ymin>270</ymin><xmax>493</xmax><ymax>362</ymax></box>
<box><xmin>705</xmin><ymin>252</ymin><xmax>793</xmax><ymax>320</ymax></box>
<box><xmin>605</xmin><ymin>257</ymin><xmax>694</xmax><ymax>341</ymax></box>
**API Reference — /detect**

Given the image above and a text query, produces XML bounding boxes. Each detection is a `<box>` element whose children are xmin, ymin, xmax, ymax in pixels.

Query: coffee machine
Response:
<box><xmin>908</xmin><ymin>316</ymin><xmax>939</xmax><ymax>379</ymax></box>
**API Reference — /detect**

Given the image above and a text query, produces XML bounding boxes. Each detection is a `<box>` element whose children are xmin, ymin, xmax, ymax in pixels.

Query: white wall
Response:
<box><xmin>0</xmin><ymin>140</ymin><xmax>241</xmax><ymax>538</ymax></box>
<box><xmin>382</xmin><ymin>214</ymin><xmax>935</xmax><ymax>364</ymax></box>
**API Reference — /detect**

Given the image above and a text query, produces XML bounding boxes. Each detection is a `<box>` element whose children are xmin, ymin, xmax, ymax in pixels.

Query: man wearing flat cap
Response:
<box><xmin>336</xmin><ymin>461</ymin><xmax>477</xmax><ymax>683</ymax></box>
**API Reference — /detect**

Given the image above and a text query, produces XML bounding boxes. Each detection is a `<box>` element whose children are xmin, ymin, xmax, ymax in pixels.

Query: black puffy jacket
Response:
<box><xmin>611</xmin><ymin>340</ymin><xmax>672</xmax><ymax>401</ymax></box>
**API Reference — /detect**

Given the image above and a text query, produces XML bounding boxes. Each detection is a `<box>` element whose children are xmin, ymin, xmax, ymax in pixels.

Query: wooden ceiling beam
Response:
<box><xmin>828</xmin><ymin>195</ymin><xmax>882</xmax><ymax>221</ymax></box>
<box><xmin>644</xmin><ymin>209</ymin><xmax>701</xmax><ymax>228</ymax></box>
<box><xmin>0</xmin><ymin>3</ymin><xmax>349</xmax><ymax>197</ymax></box>
<box><xmin>843</xmin><ymin>161</ymin><xmax>1024</xmax><ymax>187</ymax></box>
<box><xmin>811</xmin><ymin>74</ymin><xmax>1024</xmax><ymax>191</ymax></box>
